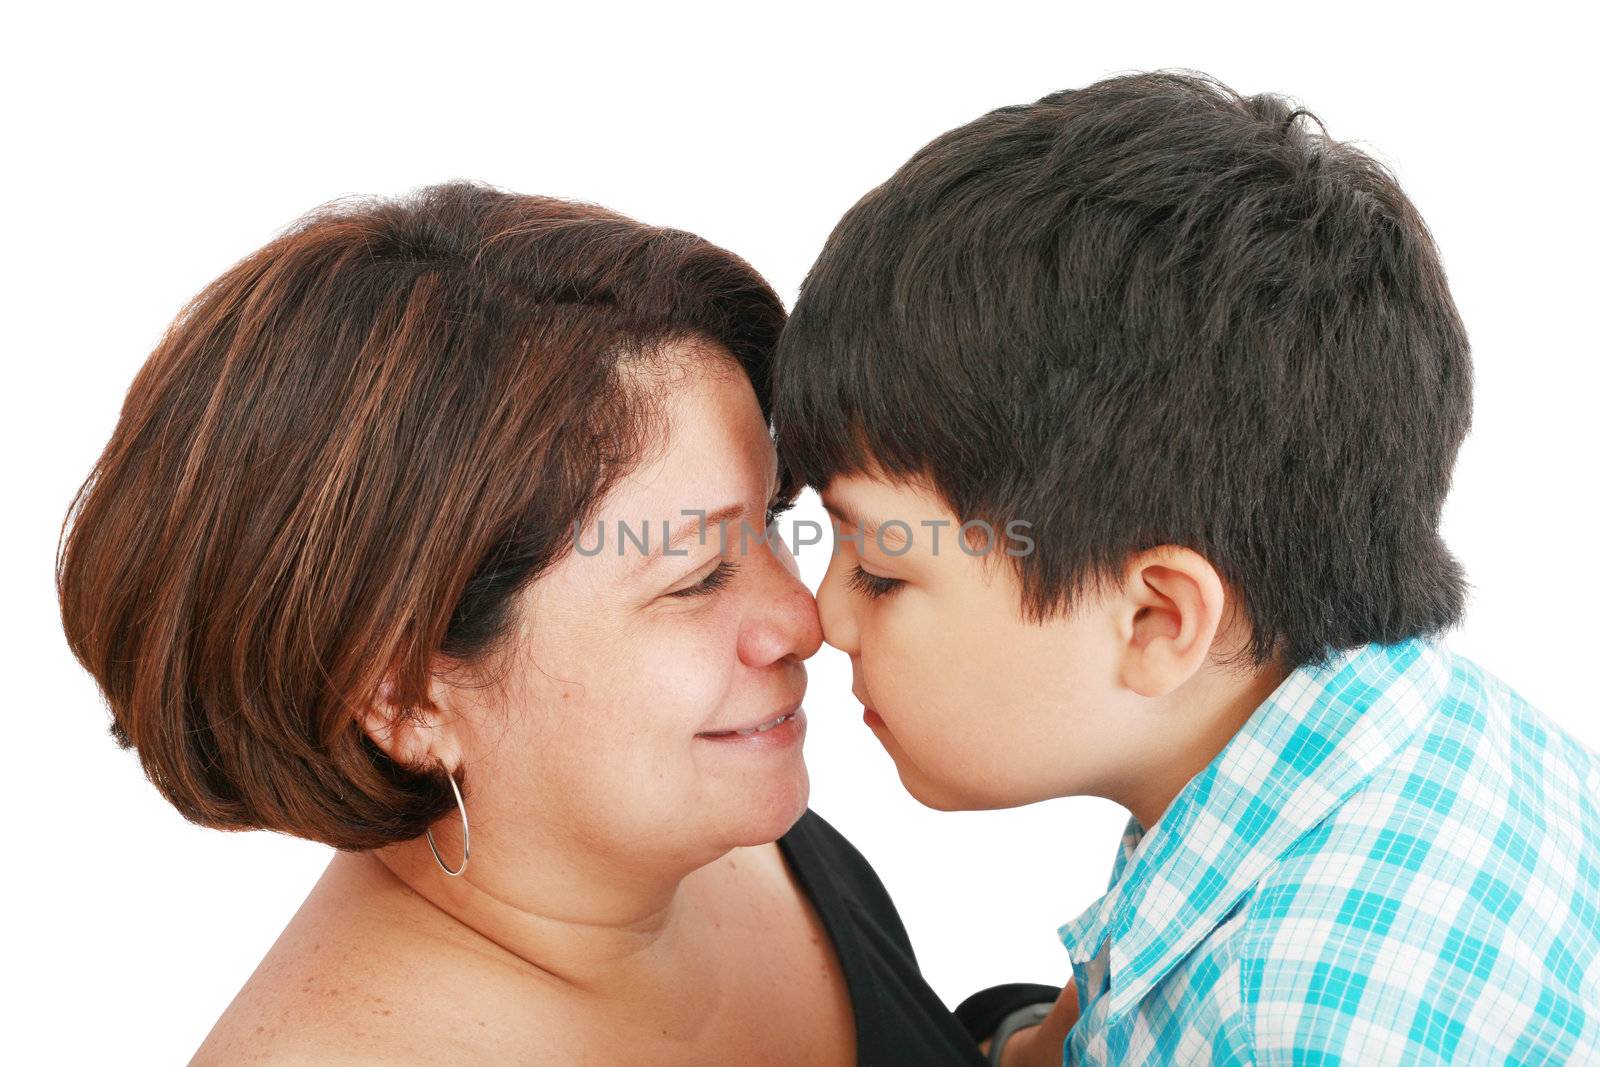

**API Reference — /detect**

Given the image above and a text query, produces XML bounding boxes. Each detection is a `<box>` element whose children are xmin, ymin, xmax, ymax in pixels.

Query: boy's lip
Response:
<box><xmin>855</xmin><ymin>690</ymin><xmax>885</xmax><ymax>730</ymax></box>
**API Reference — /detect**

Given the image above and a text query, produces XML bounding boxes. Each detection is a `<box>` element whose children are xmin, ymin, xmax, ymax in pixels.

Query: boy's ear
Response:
<box><xmin>361</xmin><ymin>671</ymin><xmax>467</xmax><ymax>774</ymax></box>
<box><xmin>1113</xmin><ymin>546</ymin><xmax>1228</xmax><ymax>698</ymax></box>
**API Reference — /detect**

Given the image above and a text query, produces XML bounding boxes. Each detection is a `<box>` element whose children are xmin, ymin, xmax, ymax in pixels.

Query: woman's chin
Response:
<box><xmin>714</xmin><ymin>763</ymin><xmax>811</xmax><ymax>847</ymax></box>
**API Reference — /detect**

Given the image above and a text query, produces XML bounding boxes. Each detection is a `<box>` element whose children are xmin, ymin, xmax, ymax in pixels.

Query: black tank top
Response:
<box><xmin>776</xmin><ymin>809</ymin><xmax>1058</xmax><ymax>1067</ymax></box>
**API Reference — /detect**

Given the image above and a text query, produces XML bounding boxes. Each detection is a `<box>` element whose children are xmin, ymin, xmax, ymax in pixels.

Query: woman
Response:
<box><xmin>56</xmin><ymin>182</ymin><xmax>1053</xmax><ymax>1064</ymax></box>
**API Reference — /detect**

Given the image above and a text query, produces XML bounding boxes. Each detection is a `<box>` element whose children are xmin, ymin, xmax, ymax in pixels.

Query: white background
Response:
<box><xmin>7</xmin><ymin>3</ymin><xmax>1596</xmax><ymax>1062</ymax></box>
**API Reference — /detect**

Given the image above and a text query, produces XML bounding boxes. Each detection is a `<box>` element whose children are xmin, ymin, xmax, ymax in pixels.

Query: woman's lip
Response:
<box><xmin>694</xmin><ymin>706</ymin><xmax>806</xmax><ymax>748</ymax></box>
<box><xmin>863</xmin><ymin>707</ymin><xmax>885</xmax><ymax>730</ymax></box>
<box><xmin>696</xmin><ymin>702</ymin><xmax>803</xmax><ymax>738</ymax></box>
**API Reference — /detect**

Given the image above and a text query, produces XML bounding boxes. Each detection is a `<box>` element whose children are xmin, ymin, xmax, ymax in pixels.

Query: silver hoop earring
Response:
<box><xmin>425</xmin><ymin>768</ymin><xmax>470</xmax><ymax>877</ymax></box>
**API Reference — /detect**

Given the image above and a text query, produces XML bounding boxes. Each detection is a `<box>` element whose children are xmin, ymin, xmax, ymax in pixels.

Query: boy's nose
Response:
<box><xmin>815</xmin><ymin>557</ymin><xmax>861</xmax><ymax>656</ymax></box>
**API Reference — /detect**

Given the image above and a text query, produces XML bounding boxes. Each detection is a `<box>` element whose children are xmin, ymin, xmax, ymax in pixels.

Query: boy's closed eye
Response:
<box><xmin>847</xmin><ymin>564</ymin><xmax>903</xmax><ymax>599</ymax></box>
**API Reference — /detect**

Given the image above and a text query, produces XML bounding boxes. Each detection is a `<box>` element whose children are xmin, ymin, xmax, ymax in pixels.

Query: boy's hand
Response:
<box><xmin>977</xmin><ymin>979</ymin><xmax>1079</xmax><ymax>1067</ymax></box>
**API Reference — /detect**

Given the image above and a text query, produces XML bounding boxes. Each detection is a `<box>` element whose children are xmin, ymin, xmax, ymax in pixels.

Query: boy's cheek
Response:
<box><xmin>862</xmin><ymin>709</ymin><xmax>965</xmax><ymax>810</ymax></box>
<box><xmin>869</xmin><ymin>708</ymin><xmax>1001</xmax><ymax>810</ymax></box>
<box><xmin>867</xmin><ymin>656</ymin><xmax>1043</xmax><ymax>807</ymax></box>
<box><xmin>866</xmin><ymin>604</ymin><xmax>1103</xmax><ymax>806</ymax></box>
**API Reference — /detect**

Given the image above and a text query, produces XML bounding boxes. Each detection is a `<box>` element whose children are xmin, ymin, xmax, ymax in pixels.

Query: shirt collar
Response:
<box><xmin>1057</xmin><ymin>636</ymin><xmax>1452</xmax><ymax>1023</ymax></box>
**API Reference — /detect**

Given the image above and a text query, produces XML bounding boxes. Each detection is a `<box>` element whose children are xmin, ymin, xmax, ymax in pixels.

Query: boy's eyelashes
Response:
<box><xmin>846</xmin><ymin>563</ymin><xmax>903</xmax><ymax>600</ymax></box>
<box><xmin>764</xmin><ymin>493</ymin><xmax>797</xmax><ymax>527</ymax></box>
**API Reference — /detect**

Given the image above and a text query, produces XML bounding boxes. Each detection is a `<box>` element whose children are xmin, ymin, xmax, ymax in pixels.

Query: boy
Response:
<box><xmin>770</xmin><ymin>71</ymin><xmax>1600</xmax><ymax>1065</ymax></box>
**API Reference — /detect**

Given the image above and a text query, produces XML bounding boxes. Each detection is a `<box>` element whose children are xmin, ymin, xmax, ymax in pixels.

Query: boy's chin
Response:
<box><xmin>871</xmin><ymin>714</ymin><xmax>1049</xmax><ymax>810</ymax></box>
<box><xmin>892</xmin><ymin>760</ymin><xmax>1003</xmax><ymax>812</ymax></box>
<box><xmin>890</xmin><ymin>752</ymin><xmax>1052</xmax><ymax>812</ymax></box>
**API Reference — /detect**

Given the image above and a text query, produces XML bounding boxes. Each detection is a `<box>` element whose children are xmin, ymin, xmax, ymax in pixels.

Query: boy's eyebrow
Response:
<box><xmin>819</xmin><ymin>496</ymin><xmax>907</xmax><ymax>550</ymax></box>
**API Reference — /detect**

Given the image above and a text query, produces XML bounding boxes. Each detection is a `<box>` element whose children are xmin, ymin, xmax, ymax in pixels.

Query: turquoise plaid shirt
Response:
<box><xmin>1056</xmin><ymin>637</ymin><xmax>1600</xmax><ymax>1064</ymax></box>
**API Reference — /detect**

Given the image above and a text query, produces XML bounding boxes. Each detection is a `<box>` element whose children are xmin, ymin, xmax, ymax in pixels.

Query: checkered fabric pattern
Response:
<box><xmin>1056</xmin><ymin>637</ymin><xmax>1600</xmax><ymax>1065</ymax></box>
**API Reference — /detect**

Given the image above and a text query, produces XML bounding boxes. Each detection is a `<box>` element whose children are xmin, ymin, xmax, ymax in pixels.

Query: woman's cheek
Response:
<box><xmin>636</xmin><ymin>619</ymin><xmax>737</xmax><ymax>728</ymax></box>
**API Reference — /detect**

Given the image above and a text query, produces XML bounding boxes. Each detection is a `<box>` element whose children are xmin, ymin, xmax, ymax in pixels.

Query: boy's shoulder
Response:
<box><xmin>1215</xmin><ymin>646</ymin><xmax>1600</xmax><ymax>1062</ymax></box>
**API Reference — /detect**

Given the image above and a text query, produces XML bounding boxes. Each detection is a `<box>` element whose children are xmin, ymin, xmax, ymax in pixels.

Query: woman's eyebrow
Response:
<box><xmin>629</xmin><ymin>501</ymin><xmax>749</xmax><ymax>576</ymax></box>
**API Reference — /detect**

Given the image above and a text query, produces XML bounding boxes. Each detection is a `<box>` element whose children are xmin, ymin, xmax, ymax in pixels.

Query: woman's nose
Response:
<box><xmin>737</xmin><ymin>537</ymin><xmax>824</xmax><ymax>668</ymax></box>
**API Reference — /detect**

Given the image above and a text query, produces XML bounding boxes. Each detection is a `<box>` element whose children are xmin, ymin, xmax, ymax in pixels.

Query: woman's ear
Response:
<box><xmin>361</xmin><ymin>672</ymin><xmax>467</xmax><ymax>773</ymax></box>
<box><xmin>1113</xmin><ymin>546</ymin><xmax>1227</xmax><ymax>698</ymax></box>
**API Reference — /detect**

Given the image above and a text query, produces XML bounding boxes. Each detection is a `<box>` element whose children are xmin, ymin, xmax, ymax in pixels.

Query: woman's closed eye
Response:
<box><xmin>669</xmin><ymin>558</ymin><xmax>741</xmax><ymax>598</ymax></box>
<box><xmin>663</xmin><ymin>492</ymin><xmax>793</xmax><ymax>601</ymax></box>
<box><xmin>846</xmin><ymin>564</ymin><xmax>903</xmax><ymax>600</ymax></box>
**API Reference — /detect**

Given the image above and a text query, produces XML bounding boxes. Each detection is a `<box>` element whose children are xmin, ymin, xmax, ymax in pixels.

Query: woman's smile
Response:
<box><xmin>695</xmin><ymin>705</ymin><xmax>806</xmax><ymax>747</ymax></box>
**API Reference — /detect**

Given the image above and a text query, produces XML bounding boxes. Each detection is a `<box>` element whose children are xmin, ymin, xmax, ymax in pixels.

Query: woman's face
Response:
<box><xmin>453</xmin><ymin>346</ymin><xmax>822</xmax><ymax>877</ymax></box>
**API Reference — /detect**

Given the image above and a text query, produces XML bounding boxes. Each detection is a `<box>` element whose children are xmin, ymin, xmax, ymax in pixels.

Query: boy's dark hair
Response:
<box><xmin>772</xmin><ymin>69</ymin><xmax>1472</xmax><ymax>672</ymax></box>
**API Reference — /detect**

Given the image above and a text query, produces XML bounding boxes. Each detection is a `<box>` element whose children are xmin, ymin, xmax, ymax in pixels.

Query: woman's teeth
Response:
<box><xmin>704</xmin><ymin>712</ymin><xmax>793</xmax><ymax>738</ymax></box>
<box><xmin>741</xmin><ymin>712</ymin><xmax>792</xmax><ymax>735</ymax></box>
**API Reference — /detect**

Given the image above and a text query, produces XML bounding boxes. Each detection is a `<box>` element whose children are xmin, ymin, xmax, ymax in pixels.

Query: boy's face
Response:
<box><xmin>816</xmin><ymin>471</ymin><xmax>1139</xmax><ymax>811</ymax></box>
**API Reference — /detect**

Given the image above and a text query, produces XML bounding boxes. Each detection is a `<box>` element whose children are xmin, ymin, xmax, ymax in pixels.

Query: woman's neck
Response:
<box><xmin>345</xmin><ymin>832</ymin><xmax>736</xmax><ymax>1002</ymax></box>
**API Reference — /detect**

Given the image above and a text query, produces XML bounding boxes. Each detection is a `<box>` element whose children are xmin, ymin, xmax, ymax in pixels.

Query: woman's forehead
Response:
<box><xmin>609</xmin><ymin>359</ymin><xmax>774</xmax><ymax>515</ymax></box>
<box><xmin>542</xmin><ymin>357</ymin><xmax>778</xmax><ymax>597</ymax></box>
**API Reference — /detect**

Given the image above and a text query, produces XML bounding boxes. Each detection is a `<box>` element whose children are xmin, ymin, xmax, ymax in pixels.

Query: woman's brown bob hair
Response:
<box><xmin>56</xmin><ymin>180</ymin><xmax>789</xmax><ymax>850</ymax></box>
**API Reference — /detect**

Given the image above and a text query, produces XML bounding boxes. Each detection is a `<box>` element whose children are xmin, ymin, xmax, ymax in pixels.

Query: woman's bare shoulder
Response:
<box><xmin>189</xmin><ymin>860</ymin><xmax>575</xmax><ymax>1065</ymax></box>
<box><xmin>191</xmin><ymin>921</ymin><xmax>584</xmax><ymax>1064</ymax></box>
